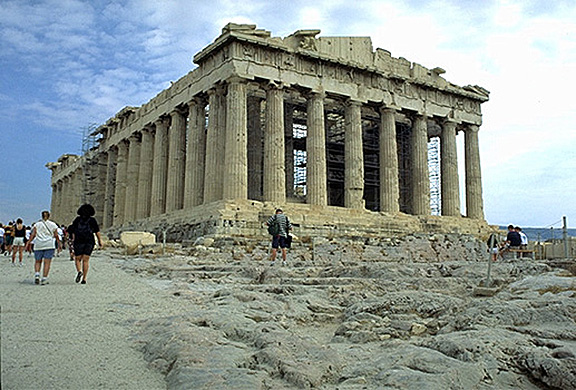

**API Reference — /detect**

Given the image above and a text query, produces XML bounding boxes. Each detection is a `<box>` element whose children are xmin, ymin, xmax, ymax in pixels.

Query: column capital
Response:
<box><xmin>188</xmin><ymin>95</ymin><xmax>207</xmax><ymax>107</ymax></box>
<box><xmin>345</xmin><ymin>98</ymin><xmax>363</xmax><ymax>107</ymax></box>
<box><xmin>380</xmin><ymin>105</ymin><xmax>399</xmax><ymax>114</ymax></box>
<box><xmin>169</xmin><ymin>108</ymin><xmax>186</xmax><ymax>118</ymax></box>
<box><xmin>308</xmin><ymin>90</ymin><xmax>326</xmax><ymax>100</ymax></box>
<box><xmin>265</xmin><ymin>80</ymin><xmax>284</xmax><ymax>90</ymax></box>
<box><xmin>128</xmin><ymin>132</ymin><xmax>141</xmax><ymax>142</ymax></box>
<box><xmin>466</xmin><ymin>123</ymin><xmax>480</xmax><ymax>133</ymax></box>
<box><xmin>154</xmin><ymin>117</ymin><xmax>169</xmax><ymax>128</ymax></box>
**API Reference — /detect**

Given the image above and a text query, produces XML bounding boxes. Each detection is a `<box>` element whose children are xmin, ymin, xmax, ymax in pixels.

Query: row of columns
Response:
<box><xmin>52</xmin><ymin>78</ymin><xmax>484</xmax><ymax>227</ymax></box>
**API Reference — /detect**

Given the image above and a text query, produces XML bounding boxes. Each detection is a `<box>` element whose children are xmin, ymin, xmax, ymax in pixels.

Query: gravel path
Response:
<box><xmin>1</xmin><ymin>250</ymin><xmax>171</xmax><ymax>390</ymax></box>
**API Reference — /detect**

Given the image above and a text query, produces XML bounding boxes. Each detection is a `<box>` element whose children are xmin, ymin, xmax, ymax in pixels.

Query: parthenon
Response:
<box><xmin>47</xmin><ymin>23</ymin><xmax>491</xmax><ymax>240</ymax></box>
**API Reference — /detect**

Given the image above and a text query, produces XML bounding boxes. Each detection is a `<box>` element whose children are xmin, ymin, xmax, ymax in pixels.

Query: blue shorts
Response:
<box><xmin>34</xmin><ymin>249</ymin><xmax>55</xmax><ymax>261</ymax></box>
<box><xmin>272</xmin><ymin>235</ymin><xmax>288</xmax><ymax>249</ymax></box>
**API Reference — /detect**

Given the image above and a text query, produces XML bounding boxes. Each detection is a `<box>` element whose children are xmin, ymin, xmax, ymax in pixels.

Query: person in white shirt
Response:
<box><xmin>0</xmin><ymin>224</ymin><xmax>5</xmax><ymax>254</ymax></box>
<box><xmin>25</xmin><ymin>211</ymin><xmax>61</xmax><ymax>285</ymax></box>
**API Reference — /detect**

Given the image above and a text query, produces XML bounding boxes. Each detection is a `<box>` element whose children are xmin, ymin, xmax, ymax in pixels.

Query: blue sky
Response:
<box><xmin>1</xmin><ymin>0</ymin><xmax>575</xmax><ymax>229</ymax></box>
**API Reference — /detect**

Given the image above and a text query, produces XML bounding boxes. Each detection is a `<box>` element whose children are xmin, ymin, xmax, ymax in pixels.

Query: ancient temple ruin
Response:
<box><xmin>47</xmin><ymin>24</ymin><xmax>491</xmax><ymax>240</ymax></box>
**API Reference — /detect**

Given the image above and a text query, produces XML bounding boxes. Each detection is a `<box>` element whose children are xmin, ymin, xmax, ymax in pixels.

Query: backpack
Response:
<box><xmin>74</xmin><ymin>217</ymin><xmax>93</xmax><ymax>242</ymax></box>
<box><xmin>267</xmin><ymin>217</ymin><xmax>280</xmax><ymax>236</ymax></box>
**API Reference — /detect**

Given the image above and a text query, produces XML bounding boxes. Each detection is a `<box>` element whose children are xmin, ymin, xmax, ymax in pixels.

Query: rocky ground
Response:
<box><xmin>115</xmin><ymin>234</ymin><xmax>576</xmax><ymax>389</ymax></box>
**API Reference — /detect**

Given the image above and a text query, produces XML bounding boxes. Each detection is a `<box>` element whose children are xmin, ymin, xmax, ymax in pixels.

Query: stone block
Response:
<box><xmin>120</xmin><ymin>231</ymin><xmax>156</xmax><ymax>247</ymax></box>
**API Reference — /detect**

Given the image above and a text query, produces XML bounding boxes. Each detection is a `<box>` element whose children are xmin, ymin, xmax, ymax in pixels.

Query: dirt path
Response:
<box><xmin>0</xmin><ymin>249</ymin><xmax>172</xmax><ymax>390</ymax></box>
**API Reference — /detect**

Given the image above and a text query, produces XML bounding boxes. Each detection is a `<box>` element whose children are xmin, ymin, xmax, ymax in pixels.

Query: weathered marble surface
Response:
<box><xmin>116</xmin><ymin>235</ymin><xmax>575</xmax><ymax>389</ymax></box>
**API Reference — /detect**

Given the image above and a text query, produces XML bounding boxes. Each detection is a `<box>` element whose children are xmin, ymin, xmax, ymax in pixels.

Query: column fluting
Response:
<box><xmin>306</xmin><ymin>91</ymin><xmax>328</xmax><ymax>206</ymax></box>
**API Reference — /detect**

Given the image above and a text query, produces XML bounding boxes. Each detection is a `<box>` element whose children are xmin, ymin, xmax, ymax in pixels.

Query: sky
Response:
<box><xmin>1</xmin><ymin>0</ymin><xmax>575</xmax><ymax>229</ymax></box>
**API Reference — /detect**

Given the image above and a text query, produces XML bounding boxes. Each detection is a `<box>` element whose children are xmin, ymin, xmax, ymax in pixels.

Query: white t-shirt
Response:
<box><xmin>0</xmin><ymin>227</ymin><xmax>4</xmax><ymax>237</ymax></box>
<box><xmin>32</xmin><ymin>220</ymin><xmax>58</xmax><ymax>250</ymax></box>
<box><xmin>519</xmin><ymin>231</ymin><xmax>528</xmax><ymax>245</ymax></box>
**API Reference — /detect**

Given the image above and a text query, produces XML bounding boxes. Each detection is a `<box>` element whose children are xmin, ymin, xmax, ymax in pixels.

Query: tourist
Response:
<box><xmin>65</xmin><ymin>224</ymin><xmax>75</xmax><ymax>261</ymax></box>
<box><xmin>11</xmin><ymin>218</ymin><xmax>26</xmax><ymax>266</ymax></box>
<box><xmin>0</xmin><ymin>223</ymin><xmax>5</xmax><ymax>254</ymax></box>
<box><xmin>4</xmin><ymin>221</ymin><xmax>14</xmax><ymax>256</ymax></box>
<box><xmin>515</xmin><ymin>226</ymin><xmax>528</xmax><ymax>248</ymax></box>
<box><xmin>515</xmin><ymin>226</ymin><xmax>529</xmax><ymax>258</ymax></box>
<box><xmin>487</xmin><ymin>232</ymin><xmax>501</xmax><ymax>262</ymax></box>
<box><xmin>266</xmin><ymin>208</ymin><xmax>292</xmax><ymax>266</ymax></box>
<box><xmin>505</xmin><ymin>224</ymin><xmax>522</xmax><ymax>248</ymax></box>
<box><xmin>69</xmin><ymin>204</ymin><xmax>102</xmax><ymax>284</ymax></box>
<box><xmin>26</xmin><ymin>211</ymin><xmax>61</xmax><ymax>285</ymax></box>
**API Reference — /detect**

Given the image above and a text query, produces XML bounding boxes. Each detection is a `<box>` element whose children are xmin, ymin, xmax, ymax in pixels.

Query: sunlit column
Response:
<box><xmin>344</xmin><ymin>99</ymin><xmax>364</xmax><ymax>209</ymax></box>
<box><xmin>223</xmin><ymin>79</ymin><xmax>248</xmax><ymax>200</ymax></box>
<box><xmin>184</xmin><ymin>97</ymin><xmax>207</xmax><ymax>208</ymax></box>
<box><xmin>166</xmin><ymin>109</ymin><xmax>186</xmax><ymax>212</ymax></box>
<box><xmin>379</xmin><ymin>106</ymin><xmax>400</xmax><ymax>213</ymax></box>
<box><xmin>150</xmin><ymin>118</ymin><xmax>169</xmax><ymax>216</ymax></box>
<box><xmin>113</xmin><ymin>140</ymin><xmax>129</xmax><ymax>225</ymax></box>
<box><xmin>410</xmin><ymin>114</ymin><xmax>430</xmax><ymax>215</ymax></box>
<box><xmin>440</xmin><ymin>120</ymin><xmax>460</xmax><ymax>216</ymax></box>
<box><xmin>306</xmin><ymin>91</ymin><xmax>327</xmax><ymax>206</ymax></box>
<box><xmin>263</xmin><ymin>83</ymin><xmax>286</xmax><ymax>203</ymax></box>
<box><xmin>103</xmin><ymin>146</ymin><xmax>117</xmax><ymax>228</ymax></box>
<box><xmin>124</xmin><ymin>133</ymin><xmax>141</xmax><ymax>222</ymax></box>
<box><xmin>136</xmin><ymin>127</ymin><xmax>154</xmax><ymax>219</ymax></box>
<box><xmin>465</xmin><ymin>124</ymin><xmax>484</xmax><ymax>219</ymax></box>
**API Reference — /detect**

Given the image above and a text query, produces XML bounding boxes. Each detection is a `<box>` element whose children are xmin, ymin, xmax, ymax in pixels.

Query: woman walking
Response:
<box><xmin>70</xmin><ymin>204</ymin><xmax>102</xmax><ymax>284</ymax></box>
<box><xmin>11</xmin><ymin>218</ymin><xmax>26</xmax><ymax>266</ymax></box>
<box><xmin>25</xmin><ymin>211</ymin><xmax>60</xmax><ymax>285</ymax></box>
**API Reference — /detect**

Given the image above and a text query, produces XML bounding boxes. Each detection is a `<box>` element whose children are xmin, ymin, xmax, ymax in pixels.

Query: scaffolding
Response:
<box><xmin>80</xmin><ymin>124</ymin><xmax>99</xmax><ymax>205</ymax></box>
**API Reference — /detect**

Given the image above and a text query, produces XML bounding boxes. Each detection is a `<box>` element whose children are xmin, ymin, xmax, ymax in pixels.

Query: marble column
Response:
<box><xmin>184</xmin><ymin>97</ymin><xmax>207</xmax><ymax>209</ymax></box>
<box><xmin>136</xmin><ymin>127</ymin><xmax>154</xmax><ymax>219</ymax></box>
<box><xmin>344</xmin><ymin>99</ymin><xmax>364</xmax><ymax>209</ymax></box>
<box><xmin>284</xmin><ymin>101</ymin><xmax>294</xmax><ymax>197</ymax></box>
<box><xmin>103</xmin><ymin>146</ymin><xmax>117</xmax><ymax>228</ymax></box>
<box><xmin>263</xmin><ymin>84</ymin><xmax>286</xmax><ymax>203</ymax></box>
<box><xmin>50</xmin><ymin>184</ymin><xmax>57</xmax><ymax>219</ymax></box>
<box><xmin>223</xmin><ymin>79</ymin><xmax>248</xmax><ymax>200</ymax></box>
<box><xmin>410</xmin><ymin>114</ymin><xmax>430</xmax><ymax>215</ymax></box>
<box><xmin>204</xmin><ymin>88</ymin><xmax>222</xmax><ymax>203</ymax></box>
<box><xmin>150</xmin><ymin>118</ymin><xmax>169</xmax><ymax>216</ymax></box>
<box><xmin>306</xmin><ymin>91</ymin><xmax>328</xmax><ymax>206</ymax></box>
<box><xmin>379</xmin><ymin>107</ymin><xmax>400</xmax><ymax>213</ymax></box>
<box><xmin>440</xmin><ymin>120</ymin><xmax>460</xmax><ymax>217</ymax></box>
<box><xmin>166</xmin><ymin>109</ymin><xmax>186</xmax><ymax>212</ymax></box>
<box><xmin>64</xmin><ymin>176</ymin><xmax>73</xmax><ymax>223</ymax></box>
<box><xmin>94</xmin><ymin>152</ymin><xmax>108</xmax><ymax>224</ymax></box>
<box><xmin>113</xmin><ymin>140</ymin><xmax>129</xmax><ymax>225</ymax></box>
<box><xmin>465</xmin><ymin>124</ymin><xmax>484</xmax><ymax>219</ymax></box>
<box><xmin>124</xmin><ymin>133</ymin><xmax>141</xmax><ymax>222</ymax></box>
<box><xmin>247</xmin><ymin>96</ymin><xmax>263</xmax><ymax>200</ymax></box>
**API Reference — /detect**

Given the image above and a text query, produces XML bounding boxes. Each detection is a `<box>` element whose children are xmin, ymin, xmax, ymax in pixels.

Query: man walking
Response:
<box><xmin>266</xmin><ymin>209</ymin><xmax>292</xmax><ymax>266</ymax></box>
<box><xmin>25</xmin><ymin>211</ymin><xmax>61</xmax><ymax>285</ymax></box>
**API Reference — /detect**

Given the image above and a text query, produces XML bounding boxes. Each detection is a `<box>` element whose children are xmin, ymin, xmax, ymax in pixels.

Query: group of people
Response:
<box><xmin>487</xmin><ymin>224</ymin><xmax>529</xmax><ymax>261</ymax></box>
<box><xmin>4</xmin><ymin>204</ymin><xmax>102</xmax><ymax>285</ymax></box>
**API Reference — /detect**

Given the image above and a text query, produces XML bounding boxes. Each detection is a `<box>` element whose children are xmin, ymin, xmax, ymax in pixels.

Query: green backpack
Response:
<box><xmin>267</xmin><ymin>218</ymin><xmax>280</xmax><ymax>236</ymax></box>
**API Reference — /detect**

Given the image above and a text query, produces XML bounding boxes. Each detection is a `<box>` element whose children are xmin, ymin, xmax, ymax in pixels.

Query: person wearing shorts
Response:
<box><xmin>0</xmin><ymin>224</ymin><xmax>5</xmax><ymax>254</ymax></box>
<box><xmin>11</xmin><ymin>218</ymin><xmax>26</xmax><ymax>266</ymax></box>
<box><xmin>4</xmin><ymin>221</ymin><xmax>14</xmax><ymax>256</ymax></box>
<box><xmin>26</xmin><ymin>211</ymin><xmax>60</xmax><ymax>285</ymax></box>
<box><xmin>266</xmin><ymin>209</ymin><xmax>292</xmax><ymax>266</ymax></box>
<box><xmin>70</xmin><ymin>204</ymin><xmax>102</xmax><ymax>284</ymax></box>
